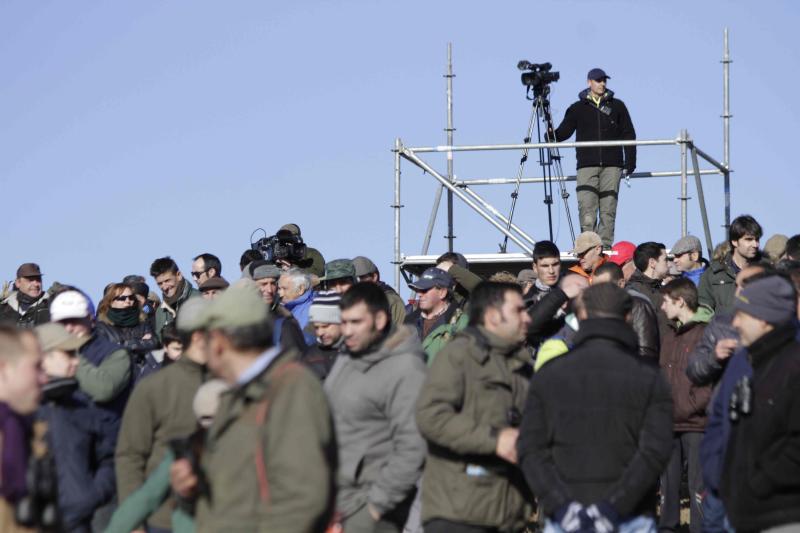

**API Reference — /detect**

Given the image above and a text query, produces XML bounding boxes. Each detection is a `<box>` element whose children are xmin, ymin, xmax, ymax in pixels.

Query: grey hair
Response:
<box><xmin>281</xmin><ymin>268</ymin><xmax>312</xmax><ymax>294</ymax></box>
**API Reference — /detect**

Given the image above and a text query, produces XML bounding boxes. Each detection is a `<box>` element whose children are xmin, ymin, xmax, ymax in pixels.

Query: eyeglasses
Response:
<box><xmin>191</xmin><ymin>269</ymin><xmax>209</xmax><ymax>279</ymax></box>
<box><xmin>114</xmin><ymin>295</ymin><xmax>136</xmax><ymax>302</ymax></box>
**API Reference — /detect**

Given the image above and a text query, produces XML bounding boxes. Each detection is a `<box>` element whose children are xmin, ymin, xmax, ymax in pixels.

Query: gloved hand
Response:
<box><xmin>622</xmin><ymin>168</ymin><xmax>633</xmax><ymax>188</ymax></box>
<box><xmin>553</xmin><ymin>502</ymin><xmax>586</xmax><ymax>533</ymax></box>
<box><xmin>582</xmin><ymin>501</ymin><xmax>620</xmax><ymax>533</ymax></box>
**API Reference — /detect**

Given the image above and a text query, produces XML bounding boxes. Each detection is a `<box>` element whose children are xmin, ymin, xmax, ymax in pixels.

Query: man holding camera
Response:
<box><xmin>552</xmin><ymin>68</ymin><xmax>636</xmax><ymax>248</ymax></box>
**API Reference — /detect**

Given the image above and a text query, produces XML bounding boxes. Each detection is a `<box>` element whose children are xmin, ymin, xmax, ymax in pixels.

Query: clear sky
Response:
<box><xmin>2</xmin><ymin>0</ymin><xmax>798</xmax><ymax>301</ymax></box>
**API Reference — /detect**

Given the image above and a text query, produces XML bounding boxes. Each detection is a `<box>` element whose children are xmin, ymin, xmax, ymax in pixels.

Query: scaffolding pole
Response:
<box><xmin>455</xmin><ymin>169</ymin><xmax>721</xmax><ymax>186</ymax></box>
<box><xmin>401</xmin><ymin>148</ymin><xmax>533</xmax><ymax>254</ymax></box>
<box><xmin>409</xmin><ymin>138</ymin><xmax>676</xmax><ymax>153</ymax></box>
<box><xmin>680</xmin><ymin>130</ymin><xmax>689</xmax><ymax>237</ymax></box>
<box><xmin>690</xmin><ymin>146</ymin><xmax>714</xmax><ymax>257</ymax></box>
<box><xmin>393</xmin><ymin>138</ymin><xmax>403</xmax><ymax>291</ymax></box>
<box><xmin>446</xmin><ymin>43</ymin><xmax>455</xmax><ymax>252</ymax></box>
<box><xmin>722</xmin><ymin>28</ymin><xmax>732</xmax><ymax>230</ymax></box>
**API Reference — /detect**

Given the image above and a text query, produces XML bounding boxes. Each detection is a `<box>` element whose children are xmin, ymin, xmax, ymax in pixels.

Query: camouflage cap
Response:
<box><xmin>319</xmin><ymin>259</ymin><xmax>356</xmax><ymax>282</ymax></box>
<box><xmin>195</xmin><ymin>283</ymin><xmax>269</xmax><ymax>330</ymax></box>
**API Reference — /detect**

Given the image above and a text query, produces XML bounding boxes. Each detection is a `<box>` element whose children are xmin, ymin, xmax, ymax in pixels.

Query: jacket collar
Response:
<box><xmin>284</xmin><ymin>289</ymin><xmax>314</xmax><ymax>311</ymax></box>
<box><xmin>346</xmin><ymin>325</ymin><xmax>421</xmax><ymax>371</ymax></box>
<box><xmin>747</xmin><ymin>321</ymin><xmax>800</xmax><ymax>369</ymax></box>
<box><xmin>628</xmin><ymin>269</ymin><xmax>662</xmax><ymax>289</ymax></box>
<box><xmin>2</xmin><ymin>291</ymin><xmax>48</xmax><ymax>314</ymax></box>
<box><xmin>462</xmin><ymin>326</ymin><xmax>529</xmax><ymax>369</ymax></box>
<box><xmin>579</xmin><ymin>88</ymin><xmax>615</xmax><ymax>103</ymax></box>
<box><xmin>572</xmin><ymin>318</ymin><xmax>638</xmax><ymax>351</ymax></box>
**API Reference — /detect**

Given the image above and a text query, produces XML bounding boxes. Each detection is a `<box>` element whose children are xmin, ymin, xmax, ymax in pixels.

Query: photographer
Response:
<box><xmin>270</xmin><ymin>224</ymin><xmax>326</xmax><ymax>277</ymax></box>
<box><xmin>552</xmin><ymin>68</ymin><xmax>636</xmax><ymax>248</ymax></box>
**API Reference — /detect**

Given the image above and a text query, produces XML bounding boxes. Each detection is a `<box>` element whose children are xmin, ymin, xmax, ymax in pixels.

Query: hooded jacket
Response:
<box><xmin>324</xmin><ymin>325</ymin><xmax>427</xmax><ymax>519</ymax></box>
<box><xmin>415</xmin><ymin>327</ymin><xmax>534</xmax><ymax>531</ymax></box>
<box><xmin>554</xmin><ymin>89</ymin><xmax>636</xmax><ymax>172</ymax></box>
<box><xmin>659</xmin><ymin>311</ymin><xmax>712</xmax><ymax>432</ymax></box>
<box><xmin>720</xmin><ymin>322</ymin><xmax>800</xmax><ymax>531</ymax></box>
<box><xmin>0</xmin><ymin>291</ymin><xmax>49</xmax><ymax>328</ymax></box>
<box><xmin>518</xmin><ymin>319</ymin><xmax>673</xmax><ymax>519</ymax></box>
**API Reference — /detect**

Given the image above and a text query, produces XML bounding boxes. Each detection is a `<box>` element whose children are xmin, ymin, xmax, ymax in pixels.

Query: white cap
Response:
<box><xmin>50</xmin><ymin>290</ymin><xmax>94</xmax><ymax>322</ymax></box>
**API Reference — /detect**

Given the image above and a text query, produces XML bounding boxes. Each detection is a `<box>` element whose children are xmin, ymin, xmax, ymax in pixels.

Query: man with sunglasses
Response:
<box><xmin>0</xmin><ymin>262</ymin><xmax>50</xmax><ymax>328</ymax></box>
<box><xmin>671</xmin><ymin>235</ymin><xmax>707</xmax><ymax>287</ymax></box>
<box><xmin>190</xmin><ymin>253</ymin><xmax>222</xmax><ymax>289</ymax></box>
<box><xmin>568</xmin><ymin>231</ymin><xmax>608</xmax><ymax>282</ymax></box>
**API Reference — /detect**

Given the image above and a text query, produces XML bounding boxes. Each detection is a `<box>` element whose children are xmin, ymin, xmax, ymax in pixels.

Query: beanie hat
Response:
<box><xmin>734</xmin><ymin>276</ymin><xmax>797</xmax><ymax>325</ymax></box>
<box><xmin>308</xmin><ymin>291</ymin><xmax>342</xmax><ymax>324</ymax></box>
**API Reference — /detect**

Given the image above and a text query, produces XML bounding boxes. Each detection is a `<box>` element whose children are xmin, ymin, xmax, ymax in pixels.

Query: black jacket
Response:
<box><xmin>526</xmin><ymin>287</ymin><xmax>569</xmax><ymax>349</ymax></box>
<box><xmin>721</xmin><ymin>322</ymin><xmax>800</xmax><ymax>532</ymax></box>
<box><xmin>554</xmin><ymin>89</ymin><xmax>636</xmax><ymax>172</ymax></box>
<box><xmin>517</xmin><ymin>319</ymin><xmax>673</xmax><ymax>518</ymax></box>
<box><xmin>94</xmin><ymin>320</ymin><xmax>159</xmax><ymax>358</ymax></box>
<box><xmin>628</xmin><ymin>289</ymin><xmax>660</xmax><ymax>360</ymax></box>
<box><xmin>301</xmin><ymin>341</ymin><xmax>341</xmax><ymax>381</ymax></box>
<box><xmin>686</xmin><ymin>312</ymin><xmax>737</xmax><ymax>386</ymax></box>
<box><xmin>0</xmin><ymin>291</ymin><xmax>50</xmax><ymax>328</ymax></box>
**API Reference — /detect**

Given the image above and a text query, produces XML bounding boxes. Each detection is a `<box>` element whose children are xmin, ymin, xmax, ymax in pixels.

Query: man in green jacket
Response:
<box><xmin>698</xmin><ymin>215</ymin><xmax>763</xmax><ymax>314</ymax></box>
<box><xmin>115</xmin><ymin>297</ymin><xmax>211</xmax><ymax>532</ymax></box>
<box><xmin>150</xmin><ymin>257</ymin><xmax>200</xmax><ymax>340</ymax></box>
<box><xmin>416</xmin><ymin>281</ymin><xmax>534</xmax><ymax>533</ymax></box>
<box><xmin>169</xmin><ymin>284</ymin><xmax>336</xmax><ymax>533</ymax></box>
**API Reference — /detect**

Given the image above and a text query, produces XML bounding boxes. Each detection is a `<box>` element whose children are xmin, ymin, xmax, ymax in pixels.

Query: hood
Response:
<box><xmin>578</xmin><ymin>88</ymin><xmax>615</xmax><ymax>102</ymax></box>
<box><xmin>353</xmin><ymin>325</ymin><xmax>423</xmax><ymax>368</ymax></box>
<box><xmin>572</xmin><ymin>318</ymin><xmax>638</xmax><ymax>352</ymax></box>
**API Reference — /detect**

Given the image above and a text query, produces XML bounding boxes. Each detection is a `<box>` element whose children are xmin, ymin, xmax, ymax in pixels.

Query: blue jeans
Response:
<box><xmin>545</xmin><ymin>516</ymin><xmax>656</xmax><ymax>533</ymax></box>
<box><xmin>701</xmin><ymin>491</ymin><xmax>734</xmax><ymax>533</ymax></box>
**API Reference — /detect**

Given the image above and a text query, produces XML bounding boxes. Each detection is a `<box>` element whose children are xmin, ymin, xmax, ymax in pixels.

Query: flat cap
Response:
<box><xmin>250</xmin><ymin>261</ymin><xmax>283</xmax><ymax>281</ymax></box>
<box><xmin>671</xmin><ymin>235</ymin><xmax>702</xmax><ymax>256</ymax></box>
<box><xmin>199</xmin><ymin>276</ymin><xmax>230</xmax><ymax>292</ymax></box>
<box><xmin>195</xmin><ymin>283</ymin><xmax>269</xmax><ymax>330</ymax></box>
<box><xmin>353</xmin><ymin>256</ymin><xmax>378</xmax><ymax>278</ymax></box>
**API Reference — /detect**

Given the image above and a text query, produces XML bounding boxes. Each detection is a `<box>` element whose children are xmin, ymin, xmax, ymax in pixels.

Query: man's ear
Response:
<box><xmin>375</xmin><ymin>310</ymin><xmax>389</xmax><ymax>332</ymax></box>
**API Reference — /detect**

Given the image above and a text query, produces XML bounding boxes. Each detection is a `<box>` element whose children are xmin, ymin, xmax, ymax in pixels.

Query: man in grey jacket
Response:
<box><xmin>324</xmin><ymin>282</ymin><xmax>427</xmax><ymax>533</ymax></box>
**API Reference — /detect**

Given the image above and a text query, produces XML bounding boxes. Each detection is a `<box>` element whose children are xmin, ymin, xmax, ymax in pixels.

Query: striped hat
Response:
<box><xmin>308</xmin><ymin>291</ymin><xmax>342</xmax><ymax>324</ymax></box>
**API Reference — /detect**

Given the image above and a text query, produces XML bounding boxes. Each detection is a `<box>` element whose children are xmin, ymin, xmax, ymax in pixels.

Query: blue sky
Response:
<box><xmin>2</xmin><ymin>1</ymin><xmax>798</xmax><ymax>301</ymax></box>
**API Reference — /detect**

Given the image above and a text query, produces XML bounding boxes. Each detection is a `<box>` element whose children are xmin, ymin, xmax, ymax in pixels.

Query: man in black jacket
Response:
<box><xmin>518</xmin><ymin>283</ymin><xmax>672</xmax><ymax>532</ymax></box>
<box><xmin>0</xmin><ymin>263</ymin><xmax>50</xmax><ymax>328</ymax></box>
<box><xmin>721</xmin><ymin>276</ymin><xmax>800</xmax><ymax>531</ymax></box>
<box><xmin>552</xmin><ymin>68</ymin><xmax>636</xmax><ymax>247</ymax></box>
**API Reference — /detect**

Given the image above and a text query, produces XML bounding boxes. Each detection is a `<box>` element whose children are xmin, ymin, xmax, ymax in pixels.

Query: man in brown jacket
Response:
<box><xmin>170</xmin><ymin>284</ymin><xmax>336</xmax><ymax>533</ymax></box>
<box><xmin>416</xmin><ymin>282</ymin><xmax>533</xmax><ymax>533</ymax></box>
<box><xmin>658</xmin><ymin>278</ymin><xmax>713</xmax><ymax>533</ymax></box>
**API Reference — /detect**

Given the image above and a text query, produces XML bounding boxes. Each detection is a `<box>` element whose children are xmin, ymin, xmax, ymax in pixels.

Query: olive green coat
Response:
<box><xmin>194</xmin><ymin>350</ymin><xmax>336</xmax><ymax>533</ymax></box>
<box><xmin>415</xmin><ymin>327</ymin><xmax>533</xmax><ymax>531</ymax></box>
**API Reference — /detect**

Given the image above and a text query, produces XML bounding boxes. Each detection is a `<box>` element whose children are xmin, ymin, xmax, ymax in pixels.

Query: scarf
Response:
<box><xmin>107</xmin><ymin>307</ymin><xmax>140</xmax><ymax>328</ymax></box>
<box><xmin>16</xmin><ymin>291</ymin><xmax>40</xmax><ymax>312</ymax></box>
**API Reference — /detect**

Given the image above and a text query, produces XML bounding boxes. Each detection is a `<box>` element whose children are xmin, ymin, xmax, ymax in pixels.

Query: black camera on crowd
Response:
<box><xmin>251</xmin><ymin>229</ymin><xmax>308</xmax><ymax>264</ymax></box>
<box><xmin>518</xmin><ymin>61</ymin><xmax>560</xmax><ymax>89</ymax></box>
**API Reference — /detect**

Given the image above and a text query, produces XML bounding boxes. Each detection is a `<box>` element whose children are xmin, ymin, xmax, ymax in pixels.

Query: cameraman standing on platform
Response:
<box><xmin>552</xmin><ymin>68</ymin><xmax>636</xmax><ymax>248</ymax></box>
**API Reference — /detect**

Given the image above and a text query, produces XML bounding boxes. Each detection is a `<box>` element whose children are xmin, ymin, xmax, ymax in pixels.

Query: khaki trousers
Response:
<box><xmin>576</xmin><ymin>166</ymin><xmax>622</xmax><ymax>247</ymax></box>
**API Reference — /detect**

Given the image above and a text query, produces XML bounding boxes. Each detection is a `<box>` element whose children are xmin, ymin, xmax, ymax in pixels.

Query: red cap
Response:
<box><xmin>609</xmin><ymin>241</ymin><xmax>636</xmax><ymax>266</ymax></box>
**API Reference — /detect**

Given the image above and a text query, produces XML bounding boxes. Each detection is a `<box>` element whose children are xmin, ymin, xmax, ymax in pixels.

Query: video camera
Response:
<box><xmin>518</xmin><ymin>61</ymin><xmax>560</xmax><ymax>94</ymax></box>
<box><xmin>250</xmin><ymin>229</ymin><xmax>308</xmax><ymax>264</ymax></box>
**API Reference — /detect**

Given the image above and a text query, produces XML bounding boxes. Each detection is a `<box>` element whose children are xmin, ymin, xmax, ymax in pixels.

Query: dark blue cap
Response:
<box><xmin>587</xmin><ymin>68</ymin><xmax>610</xmax><ymax>81</ymax></box>
<box><xmin>409</xmin><ymin>267</ymin><xmax>453</xmax><ymax>292</ymax></box>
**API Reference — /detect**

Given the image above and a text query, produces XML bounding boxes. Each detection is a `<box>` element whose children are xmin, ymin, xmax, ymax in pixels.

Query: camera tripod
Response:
<box><xmin>500</xmin><ymin>85</ymin><xmax>575</xmax><ymax>252</ymax></box>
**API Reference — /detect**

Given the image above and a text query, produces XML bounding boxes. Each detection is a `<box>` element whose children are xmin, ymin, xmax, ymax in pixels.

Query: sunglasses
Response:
<box><xmin>191</xmin><ymin>269</ymin><xmax>209</xmax><ymax>279</ymax></box>
<box><xmin>114</xmin><ymin>295</ymin><xmax>136</xmax><ymax>302</ymax></box>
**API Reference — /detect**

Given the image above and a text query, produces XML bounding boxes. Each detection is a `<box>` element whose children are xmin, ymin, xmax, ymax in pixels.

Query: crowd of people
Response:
<box><xmin>0</xmin><ymin>215</ymin><xmax>798</xmax><ymax>533</ymax></box>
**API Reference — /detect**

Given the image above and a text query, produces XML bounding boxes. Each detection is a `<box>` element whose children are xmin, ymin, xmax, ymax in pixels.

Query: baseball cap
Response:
<box><xmin>587</xmin><ymin>68</ymin><xmax>610</xmax><ymax>81</ymax></box>
<box><xmin>572</xmin><ymin>232</ymin><xmax>603</xmax><ymax>255</ymax></box>
<box><xmin>409</xmin><ymin>267</ymin><xmax>453</xmax><ymax>292</ymax></box>
<box><xmin>609</xmin><ymin>241</ymin><xmax>636</xmax><ymax>266</ymax></box>
<box><xmin>35</xmin><ymin>323</ymin><xmax>88</xmax><ymax>352</ymax></box>
<box><xmin>671</xmin><ymin>235</ymin><xmax>702</xmax><ymax>256</ymax></box>
<box><xmin>16</xmin><ymin>263</ymin><xmax>42</xmax><ymax>278</ymax></box>
<box><xmin>734</xmin><ymin>276</ymin><xmax>797</xmax><ymax>325</ymax></box>
<box><xmin>353</xmin><ymin>256</ymin><xmax>378</xmax><ymax>278</ymax></box>
<box><xmin>50</xmin><ymin>290</ymin><xmax>94</xmax><ymax>322</ymax></box>
<box><xmin>319</xmin><ymin>259</ymin><xmax>355</xmax><ymax>282</ymax></box>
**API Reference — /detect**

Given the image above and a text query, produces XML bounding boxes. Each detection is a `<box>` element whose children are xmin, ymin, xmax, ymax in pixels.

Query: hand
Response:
<box><xmin>142</xmin><ymin>333</ymin><xmax>152</xmax><ymax>340</ymax></box>
<box><xmin>495</xmin><ymin>427</ymin><xmax>519</xmax><ymax>464</ymax></box>
<box><xmin>170</xmin><ymin>458</ymin><xmax>198</xmax><ymax>499</ymax></box>
<box><xmin>367</xmin><ymin>503</ymin><xmax>381</xmax><ymax>521</ymax></box>
<box><xmin>715</xmin><ymin>338</ymin><xmax>738</xmax><ymax>361</ymax></box>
